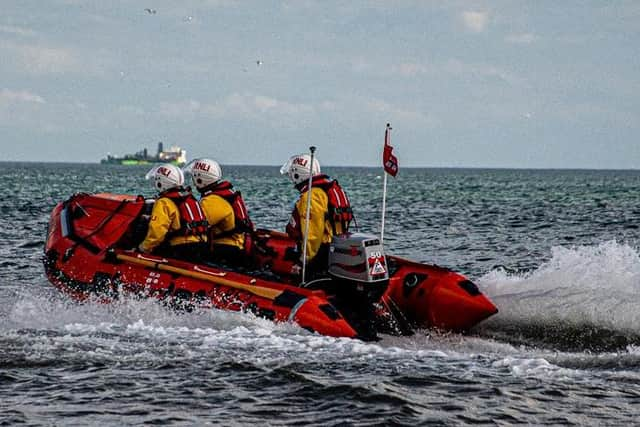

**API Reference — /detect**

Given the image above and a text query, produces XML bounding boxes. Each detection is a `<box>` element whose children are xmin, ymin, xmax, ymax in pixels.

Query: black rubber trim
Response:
<box><xmin>273</xmin><ymin>289</ymin><xmax>306</xmax><ymax>308</ymax></box>
<box><xmin>458</xmin><ymin>280</ymin><xmax>481</xmax><ymax>296</ymax></box>
<box><xmin>319</xmin><ymin>303</ymin><xmax>341</xmax><ymax>321</ymax></box>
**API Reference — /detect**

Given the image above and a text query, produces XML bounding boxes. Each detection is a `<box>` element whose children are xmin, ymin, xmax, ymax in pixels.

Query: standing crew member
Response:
<box><xmin>280</xmin><ymin>153</ymin><xmax>353</xmax><ymax>277</ymax></box>
<box><xmin>183</xmin><ymin>158</ymin><xmax>254</xmax><ymax>266</ymax></box>
<box><xmin>138</xmin><ymin>163</ymin><xmax>208</xmax><ymax>261</ymax></box>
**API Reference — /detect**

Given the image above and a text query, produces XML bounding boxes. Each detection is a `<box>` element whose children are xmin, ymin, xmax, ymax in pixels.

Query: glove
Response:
<box><xmin>290</xmin><ymin>260</ymin><xmax>302</xmax><ymax>276</ymax></box>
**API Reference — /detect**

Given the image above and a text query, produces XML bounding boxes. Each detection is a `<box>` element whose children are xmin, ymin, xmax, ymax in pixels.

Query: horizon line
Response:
<box><xmin>0</xmin><ymin>160</ymin><xmax>639</xmax><ymax>172</ymax></box>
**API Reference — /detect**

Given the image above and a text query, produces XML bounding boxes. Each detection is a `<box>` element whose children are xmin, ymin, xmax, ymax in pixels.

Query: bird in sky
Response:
<box><xmin>144</xmin><ymin>8</ymin><xmax>157</xmax><ymax>14</ymax></box>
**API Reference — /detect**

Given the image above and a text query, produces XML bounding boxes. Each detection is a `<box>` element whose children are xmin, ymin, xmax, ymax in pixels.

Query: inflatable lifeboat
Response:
<box><xmin>43</xmin><ymin>193</ymin><xmax>498</xmax><ymax>340</ymax></box>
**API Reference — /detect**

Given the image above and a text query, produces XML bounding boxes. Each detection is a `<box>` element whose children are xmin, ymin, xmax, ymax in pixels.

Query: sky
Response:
<box><xmin>1</xmin><ymin>1</ymin><xmax>639</xmax><ymax>168</ymax></box>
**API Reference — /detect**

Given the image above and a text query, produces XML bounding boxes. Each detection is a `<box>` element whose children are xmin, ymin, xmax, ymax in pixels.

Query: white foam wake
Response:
<box><xmin>478</xmin><ymin>240</ymin><xmax>640</xmax><ymax>331</ymax></box>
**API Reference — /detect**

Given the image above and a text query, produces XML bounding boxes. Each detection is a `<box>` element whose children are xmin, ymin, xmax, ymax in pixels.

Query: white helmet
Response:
<box><xmin>183</xmin><ymin>158</ymin><xmax>222</xmax><ymax>190</ymax></box>
<box><xmin>280</xmin><ymin>154</ymin><xmax>321</xmax><ymax>185</ymax></box>
<box><xmin>145</xmin><ymin>163</ymin><xmax>184</xmax><ymax>192</ymax></box>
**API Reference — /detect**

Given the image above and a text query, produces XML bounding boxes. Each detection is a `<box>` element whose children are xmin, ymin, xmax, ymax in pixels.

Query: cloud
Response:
<box><xmin>0</xmin><ymin>88</ymin><xmax>45</xmax><ymax>104</ymax></box>
<box><xmin>349</xmin><ymin>57</ymin><xmax>372</xmax><ymax>73</ymax></box>
<box><xmin>201</xmin><ymin>0</ymin><xmax>237</xmax><ymax>6</ymax></box>
<box><xmin>392</xmin><ymin>63</ymin><xmax>432</xmax><ymax>77</ymax></box>
<box><xmin>0</xmin><ymin>25</ymin><xmax>36</xmax><ymax>37</ymax></box>
<box><xmin>461</xmin><ymin>11</ymin><xmax>488</xmax><ymax>33</ymax></box>
<box><xmin>158</xmin><ymin>93</ymin><xmax>315</xmax><ymax>121</ymax></box>
<box><xmin>505</xmin><ymin>33</ymin><xmax>538</xmax><ymax>44</ymax></box>
<box><xmin>363</xmin><ymin>98</ymin><xmax>436</xmax><ymax>127</ymax></box>
<box><xmin>0</xmin><ymin>88</ymin><xmax>49</xmax><ymax>131</ymax></box>
<box><xmin>0</xmin><ymin>41</ymin><xmax>81</xmax><ymax>74</ymax></box>
<box><xmin>388</xmin><ymin>59</ymin><xmax>519</xmax><ymax>87</ymax></box>
<box><xmin>158</xmin><ymin>100</ymin><xmax>202</xmax><ymax>119</ymax></box>
<box><xmin>444</xmin><ymin>59</ymin><xmax>520</xmax><ymax>85</ymax></box>
<box><xmin>0</xmin><ymin>40</ymin><xmax>111</xmax><ymax>75</ymax></box>
<box><xmin>250</xmin><ymin>94</ymin><xmax>314</xmax><ymax>115</ymax></box>
<box><xmin>212</xmin><ymin>93</ymin><xmax>316</xmax><ymax>121</ymax></box>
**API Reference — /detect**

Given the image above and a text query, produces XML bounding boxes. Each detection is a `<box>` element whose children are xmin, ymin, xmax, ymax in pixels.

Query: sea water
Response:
<box><xmin>1</xmin><ymin>163</ymin><xmax>639</xmax><ymax>425</ymax></box>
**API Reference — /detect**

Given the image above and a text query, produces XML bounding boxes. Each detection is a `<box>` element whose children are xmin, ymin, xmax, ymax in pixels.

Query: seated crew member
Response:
<box><xmin>183</xmin><ymin>158</ymin><xmax>254</xmax><ymax>266</ymax></box>
<box><xmin>280</xmin><ymin>153</ymin><xmax>353</xmax><ymax>278</ymax></box>
<box><xmin>137</xmin><ymin>163</ymin><xmax>208</xmax><ymax>261</ymax></box>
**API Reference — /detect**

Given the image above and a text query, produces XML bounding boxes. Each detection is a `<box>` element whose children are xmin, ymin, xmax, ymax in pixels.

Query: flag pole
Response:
<box><xmin>380</xmin><ymin>123</ymin><xmax>391</xmax><ymax>244</ymax></box>
<box><xmin>381</xmin><ymin>166</ymin><xmax>388</xmax><ymax>244</ymax></box>
<box><xmin>301</xmin><ymin>146</ymin><xmax>316</xmax><ymax>285</ymax></box>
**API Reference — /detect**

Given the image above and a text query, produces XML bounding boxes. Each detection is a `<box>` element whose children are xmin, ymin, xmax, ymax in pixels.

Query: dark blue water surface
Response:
<box><xmin>1</xmin><ymin>163</ymin><xmax>640</xmax><ymax>425</ymax></box>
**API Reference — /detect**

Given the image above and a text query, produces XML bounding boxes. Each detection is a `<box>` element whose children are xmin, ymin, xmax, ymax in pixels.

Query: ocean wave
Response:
<box><xmin>477</xmin><ymin>240</ymin><xmax>640</xmax><ymax>350</ymax></box>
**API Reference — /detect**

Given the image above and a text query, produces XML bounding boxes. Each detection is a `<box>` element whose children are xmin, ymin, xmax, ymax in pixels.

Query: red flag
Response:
<box><xmin>383</xmin><ymin>123</ymin><xmax>398</xmax><ymax>177</ymax></box>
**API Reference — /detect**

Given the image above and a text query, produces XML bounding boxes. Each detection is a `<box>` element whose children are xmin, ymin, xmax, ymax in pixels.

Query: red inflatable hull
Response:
<box><xmin>44</xmin><ymin>193</ymin><xmax>497</xmax><ymax>339</ymax></box>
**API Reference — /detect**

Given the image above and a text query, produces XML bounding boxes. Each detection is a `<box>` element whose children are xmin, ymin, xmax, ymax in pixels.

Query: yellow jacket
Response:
<box><xmin>290</xmin><ymin>187</ymin><xmax>334</xmax><ymax>261</ymax></box>
<box><xmin>200</xmin><ymin>193</ymin><xmax>244</xmax><ymax>250</ymax></box>
<box><xmin>138</xmin><ymin>197</ymin><xmax>205</xmax><ymax>253</ymax></box>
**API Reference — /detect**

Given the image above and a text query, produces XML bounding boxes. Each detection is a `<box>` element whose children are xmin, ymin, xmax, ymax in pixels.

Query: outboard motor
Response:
<box><xmin>326</xmin><ymin>233</ymin><xmax>389</xmax><ymax>340</ymax></box>
<box><xmin>329</xmin><ymin>233</ymin><xmax>389</xmax><ymax>299</ymax></box>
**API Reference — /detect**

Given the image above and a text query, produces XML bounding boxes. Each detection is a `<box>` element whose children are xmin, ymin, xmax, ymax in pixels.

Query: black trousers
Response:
<box><xmin>209</xmin><ymin>243</ymin><xmax>247</xmax><ymax>267</ymax></box>
<box><xmin>305</xmin><ymin>243</ymin><xmax>330</xmax><ymax>278</ymax></box>
<box><xmin>156</xmin><ymin>242</ymin><xmax>207</xmax><ymax>263</ymax></box>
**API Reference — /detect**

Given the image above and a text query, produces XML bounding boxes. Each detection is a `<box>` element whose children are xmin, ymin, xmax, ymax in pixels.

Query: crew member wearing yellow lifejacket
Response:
<box><xmin>280</xmin><ymin>154</ymin><xmax>353</xmax><ymax>276</ymax></box>
<box><xmin>138</xmin><ymin>163</ymin><xmax>208</xmax><ymax>261</ymax></box>
<box><xmin>183</xmin><ymin>158</ymin><xmax>254</xmax><ymax>266</ymax></box>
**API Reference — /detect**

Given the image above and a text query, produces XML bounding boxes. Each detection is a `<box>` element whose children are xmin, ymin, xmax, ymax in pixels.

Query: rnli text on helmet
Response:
<box><xmin>157</xmin><ymin>167</ymin><xmax>172</xmax><ymax>177</ymax></box>
<box><xmin>293</xmin><ymin>157</ymin><xmax>308</xmax><ymax>167</ymax></box>
<box><xmin>193</xmin><ymin>161</ymin><xmax>210</xmax><ymax>172</ymax></box>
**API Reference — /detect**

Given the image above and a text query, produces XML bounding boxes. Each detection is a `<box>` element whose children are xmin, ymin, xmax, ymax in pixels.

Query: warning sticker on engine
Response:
<box><xmin>369</xmin><ymin>258</ymin><xmax>387</xmax><ymax>275</ymax></box>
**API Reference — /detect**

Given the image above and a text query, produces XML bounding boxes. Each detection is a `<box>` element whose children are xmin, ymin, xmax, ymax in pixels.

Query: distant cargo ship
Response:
<box><xmin>101</xmin><ymin>142</ymin><xmax>187</xmax><ymax>166</ymax></box>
